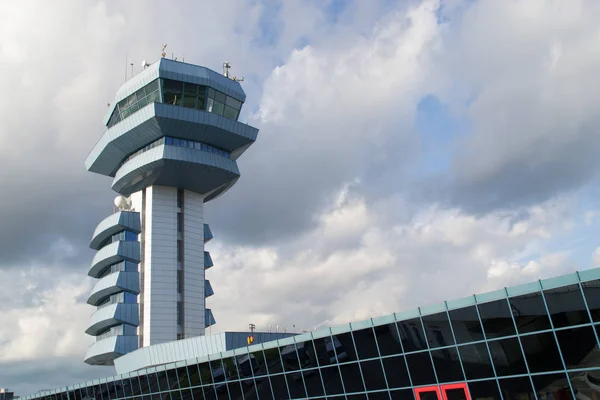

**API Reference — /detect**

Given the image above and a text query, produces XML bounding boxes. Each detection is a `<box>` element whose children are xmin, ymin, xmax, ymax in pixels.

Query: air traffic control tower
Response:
<box><xmin>83</xmin><ymin>58</ymin><xmax>258</xmax><ymax>365</ymax></box>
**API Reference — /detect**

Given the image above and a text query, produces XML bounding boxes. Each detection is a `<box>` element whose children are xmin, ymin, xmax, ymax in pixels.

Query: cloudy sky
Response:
<box><xmin>1</xmin><ymin>0</ymin><xmax>600</xmax><ymax>395</ymax></box>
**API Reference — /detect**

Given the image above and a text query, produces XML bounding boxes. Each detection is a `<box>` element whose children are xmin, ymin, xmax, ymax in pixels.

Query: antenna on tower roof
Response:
<box><xmin>223</xmin><ymin>62</ymin><xmax>244</xmax><ymax>82</ymax></box>
<box><xmin>161</xmin><ymin>44</ymin><xmax>167</xmax><ymax>58</ymax></box>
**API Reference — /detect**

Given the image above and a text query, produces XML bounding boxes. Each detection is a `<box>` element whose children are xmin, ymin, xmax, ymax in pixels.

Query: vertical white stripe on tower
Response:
<box><xmin>183</xmin><ymin>190</ymin><xmax>205</xmax><ymax>337</ymax></box>
<box><xmin>143</xmin><ymin>185</ymin><xmax>178</xmax><ymax>346</ymax></box>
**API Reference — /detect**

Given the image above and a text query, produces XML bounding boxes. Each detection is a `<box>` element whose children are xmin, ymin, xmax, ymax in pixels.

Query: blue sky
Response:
<box><xmin>1</xmin><ymin>0</ymin><xmax>600</xmax><ymax>395</ymax></box>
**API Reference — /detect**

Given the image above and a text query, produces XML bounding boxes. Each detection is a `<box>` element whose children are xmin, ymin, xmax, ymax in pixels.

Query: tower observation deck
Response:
<box><xmin>83</xmin><ymin>58</ymin><xmax>259</xmax><ymax>366</ymax></box>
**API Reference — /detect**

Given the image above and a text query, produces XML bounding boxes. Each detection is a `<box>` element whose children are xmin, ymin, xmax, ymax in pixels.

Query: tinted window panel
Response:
<box><xmin>459</xmin><ymin>342</ymin><xmax>495</xmax><ymax>379</ymax></box>
<box><xmin>162</xmin><ymin>79</ymin><xmax>183</xmax><ymax>105</ymax></box>
<box><xmin>422</xmin><ymin>312</ymin><xmax>455</xmax><ymax>348</ymax></box>
<box><xmin>581</xmin><ymin>280</ymin><xmax>600</xmax><ymax>322</ymax></box>
<box><xmin>263</xmin><ymin>347</ymin><xmax>282</xmax><ymax>374</ymax></box>
<box><xmin>520</xmin><ymin>332</ymin><xmax>564</xmax><ymax>373</ymax></box>
<box><xmin>406</xmin><ymin>352</ymin><xmax>436</xmax><ymax>386</ymax></box>
<box><xmin>498</xmin><ymin>377</ymin><xmax>535</xmax><ymax>400</ymax></box>
<box><xmin>544</xmin><ymin>284</ymin><xmax>590</xmax><ymax>328</ymax></box>
<box><xmin>225</xmin><ymin>96</ymin><xmax>242</xmax><ymax>110</ymax></box>
<box><xmin>373</xmin><ymin>323</ymin><xmax>404</xmax><ymax>356</ymax></box>
<box><xmin>212</xmin><ymin>101</ymin><xmax>224</xmax><ymax>116</ymax></box>
<box><xmin>303</xmin><ymin>367</ymin><xmax>326</xmax><ymax>398</ymax></box>
<box><xmin>532</xmin><ymin>373</ymin><xmax>573</xmax><ymax>400</ymax></box>
<box><xmin>488</xmin><ymin>337</ymin><xmax>527</xmax><ymax>376</ymax></box>
<box><xmin>397</xmin><ymin>318</ymin><xmax>428</xmax><ymax>351</ymax></box>
<box><xmin>556</xmin><ymin>326</ymin><xmax>598</xmax><ymax>369</ymax></box>
<box><xmin>477</xmin><ymin>299</ymin><xmax>516</xmax><ymax>339</ymax></box>
<box><xmin>449</xmin><ymin>305</ymin><xmax>485</xmax><ymax>344</ymax></box>
<box><xmin>352</xmin><ymin>327</ymin><xmax>380</xmax><ymax>359</ymax></box>
<box><xmin>383</xmin><ymin>355</ymin><xmax>411</xmax><ymax>389</ymax></box>
<box><xmin>468</xmin><ymin>380</ymin><xmax>502</xmax><ymax>400</ymax></box>
<box><xmin>360</xmin><ymin>359</ymin><xmax>387</xmax><ymax>391</ymax></box>
<box><xmin>509</xmin><ymin>292</ymin><xmax>552</xmax><ymax>334</ymax></box>
<box><xmin>339</xmin><ymin>362</ymin><xmax>365</xmax><ymax>393</ymax></box>
<box><xmin>321</xmin><ymin>365</ymin><xmax>344</xmax><ymax>395</ymax></box>
<box><xmin>223</xmin><ymin>105</ymin><xmax>238</xmax><ymax>120</ymax></box>
<box><xmin>569</xmin><ymin>371</ymin><xmax>599</xmax><ymax>400</ymax></box>
<box><xmin>391</xmin><ymin>389</ymin><xmax>415</xmax><ymax>400</ymax></box>
<box><xmin>182</xmin><ymin>83</ymin><xmax>198</xmax><ymax>109</ymax></box>
<box><xmin>431</xmin><ymin>347</ymin><xmax>464</xmax><ymax>383</ymax></box>
<box><xmin>215</xmin><ymin>91</ymin><xmax>226</xmax><ymax>103</ymax></box>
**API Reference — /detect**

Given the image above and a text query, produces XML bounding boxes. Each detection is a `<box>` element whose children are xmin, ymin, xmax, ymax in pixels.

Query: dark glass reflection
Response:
<box><xmin>360</xmin><ymin>360</ymin><xmax>387</xmax><ymax>391</ymax></box>
<box><xmin>445</xmin><ymin>387</ymin><xmax>469</xmax><ymax>400</ymax></box>
<box><xmin>422</xmin><ymin>312</ymin><xmax>455</xmax><ymax>348</ymax></box>
<box><xmin>284</xmin><ymin>371</ymin><xmax>308</xmax><ymax>400</ymax></box>
<box><xmin>268</xmin><ymin>373</ymin><xmax>289</xmax><ymax>399</ymax></box>
<box><xmin>498</xmin><ymin>377</ymin><xmax>535</xmax><ymax>400</ymax></box>
<box><xmin>532</xmin><ymin>373</ymin><xmax>573</xmax><ymax>400</ymax></box>
<box><xmin>468</xmin><ymin>380</ymin><xmax>502</xmax><ymax>400</ymax></box>
<box><xmin>321</xmin><ymin>365</ymin><xmax>345</xmax><ymax>395</ymax></box>
<box><xmin>459</xmin><ymin>342</ymin><xmax>495</xmax><ymax>379</ymax></box>
<box><xmin>406</xmin><ymin>352</ymin><xmax>437</xmax><ymax>386</ymax></box>
<box><xmin>383</xmin><ymin>355</ymin><xmax>411</xmax><ymax>389</ymax></box>
<box><xmin>556</xmin><ymin>326</ymin><xmax>599</xmax><ymax>369</ymax></box>
<box><xmin>339</xmin><ymin>362</ymin><xmax>365</xmax><ymax>393</ymax></box>
<box><xmin>509</xmin><ymin>292</ymin><xmax>552</xmax><ymax>333</ymax></box>
<box><xmin>374</xmin><ymin>323</ymin><xmax>405</xmax><ymax>356</ymax></box>
<box><xmin>520</xmin><ymin>332</ymin><xmax>564</xmax><ymax>373</ymax></box>
<box><xmin>581</xmin><ymin>280</ymin><xmax>600</xmax><ymax>322</ymax></box>
<box><xmin>477</xmin><ymin>299</ymin><xmax>517</xmax><ymax>339</ymax></box>
<box><xmin>347</xmin><ymin>395</ymin><xmax>368</xmax><ymax>400</ymax></box>
<box><xmin>352</xmin><ymin>326</ymin><xmax>380</xmax><ymax>359</ymax></box>
<box><xmin>334</xmin><ymin>332</ymin><xmax>357</xmax><ymax>362</ymax></box>
<box><xmin>449</xmin><ymin>306</ymin><xmax>485</xmax><ymax>344</ymax></box>
<box><xmin>397</xmin><ymin>318</ymin><xmax>428</xmax><ymax>351</ymax></box>
<box><xmin>488</xmin><ymin>337</ymin><xmax>527</xmax><ymax>376</ymax></box>
<box><xmin>162</xmin><ymin>79</ymin><xmax>183</xmax><ymax>106</ymax></box>
<box><xmin>544</xmin><ymin>284</ymin><xmax>590</xmax><ymax>328</ymax></box>
<box><xmin>391</xmin><ymin>389</ymin><xmax>415</xmax><ymax>400</ymax></box>
<box><xmin>569</xmin><ymin>371</ymin><xmax>600</xmax><ymax>400</ymax></box>
<box><xmin>302</xmin><ymin>364</ymin><xmax>326</xmax><ymax>398</ymax></box>
<box><xmin>431</xmin><ymin>347</ymin><xmax>464</xmax><ymax>382</ymax></box>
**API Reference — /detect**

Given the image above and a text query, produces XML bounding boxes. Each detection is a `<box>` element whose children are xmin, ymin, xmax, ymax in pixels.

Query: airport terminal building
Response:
<box><xmin>17</xmin><ymin>59</ymin><xmax>600</xmax><ymax>399</ymax></box>
<box><xmin>20</xmin><ymin>267</ymin><xmax>600</xmax><ymax>400</ymax></box>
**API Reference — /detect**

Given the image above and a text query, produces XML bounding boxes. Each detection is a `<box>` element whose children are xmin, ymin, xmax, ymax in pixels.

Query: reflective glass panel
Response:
<box><xmin>488</xmin><ymin>337</ymin><xmax>527</xmax><ymax>376</ymax></box>
<box><xmin>498</xmin><ymin>377</ymin><xmax>535</xmax><ymax>400</ymax></box>
<box><xmin>449</xmin><ymin>305</ymin><xmax>485</xmax><ymax>344</ymax></box>
<box><xmin>321</xmin><ymin>365</ymin><xmax>345</xmax><ymax>395</ymax></box>
<box><xmin>373</xmin><ymin>323</ymin><xmax>404</xmax><ymax>356</ymax></box>
<box><xmin>477</xmin><ymin>299</ymin><xmax>516</xmax><ymax>339</ymax></box>
<box><xmin>569</xmin><ymin>371</ymin><xmax>600</xmax><ymax>400</ymax></box>
<box><xmin>532</xmin><ymin>373</ymin><xmax>573</xmax><ymax>400</ymax></box>
<box><xmin>162</xmin><ymin>79</ymin><xmax>183</xmax><ymax>106</ymax></box>
<box><xmin>458</xmin><ymin>342</ymin><xmax>495</xmax><ymax>379</ymax></box>
<box><xmin>212</xmin><ymin>101</ymin><xmax>224</xmax><ymax>116</ymax></box>
<box><xmin>225</xmin><ymin>96</ymin><xmax>242</xmax><ymax>110</ymax></box>
<box><xmin>327</xmin><ymin>334</ymin><xmax>355</xmax><ymax>364</ymax></box>
<box><xmin>391</xmin><ymin>389</ymin><xmax>416</xmax><ymax>400</ymax></box>
<box><xmin>182</xmin><ymin>83</ymin><xmax>198</xmax><ymax>109</ymax></box>
<box><xmin>215</xmin><ymin>91</ymin><xmax>226</xmax><ymax>103</ymax></box>
<box><xmin>285</xmin><ymin>371</ymin><xmax>309</xmax><ymax>399</ymax></box>
<box><xmin>422</xmin><ymin>312</ymin><xmax>455</xmax><ymax>348</ymax></box>
<box><xmin>397</xmin><ymin>318</ymin><xmax>428</xmax><ymax>351</ymax></box>
<box><xmin>406</xmin><ymin>352</ymin><xmax>436</xmax><ymax>386</ymax></box>
<box><xmin>383</xmin><ymin>355</ymin><xmax>411</xmax><ymax>389</ymax></box>
<box><xmin>197</xmin><ymin>87</ymin><xmax>206</xmax><ymax>110</ymax></box>
<box><xmin>581</xmin><ymin>280</ymin><xmax>600</xmax><ymax>322</ymax></box>
<box><xmin>339</xmin><ymin>362</ymin><xmax>365</xmax><ymax>393</ymax></box>
<box><xmin>360</xmin><ymin>359</ymin><xmax>387</xmax><ymax>391</ymax></box>
<box><xmin>303</xmin><ymin>366</ymin><xmax>326</xmax><ymax>398</ymax></box>
<box><xmin>544</xmin><ymin>285</ymin><xmax>590</xmax><ymax>328</ymax></box>
<box><xmin>468</xmin><ymin>380</ymin><xmax>502</xmax><ymax>400</ymax></box>
<box><xmin>223</xmin><ymin>105</ymin><xmax>238</xmax><ymax>120</ymax></box>
<box><xmin>431</xmin><ymin>347</ymin><xmax>464</xmax><ymax>383</ymax></box>
<box><xmin>509</xmin><ymin>292</ymin><xmax>552</xmax><ymax>334</ymax></box>
<box><xmin>352</xmin><ymin>326</ymin><xmax>380</xmax><ymax>359</ymax></box>
<box><xmin>520</xmin><ymin>332</ymin><xmax>564</xmax><ymax>373</ymax></box>
<box><xmin>556</xmin><ymin>326</ymin><xmax>599</xmax><ymax>369</ymax></box>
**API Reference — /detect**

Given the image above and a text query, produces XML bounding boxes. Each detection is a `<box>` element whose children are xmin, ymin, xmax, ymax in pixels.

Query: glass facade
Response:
<box><xmin>107</xmin><ymin>79</ymin><xmax>244</xmax><ymax>129</ymax></box>
<box><xmin>24</xmin><ymin>269</ymin><xmax>600</xmax><ymax>400</ymax></box>
<box><xmin>121</xmin><ymin>136</ymin><xmax>231</xmax><ymax>167</ymax></box>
